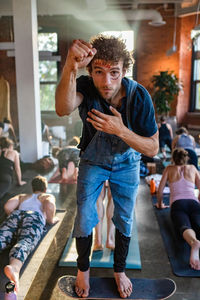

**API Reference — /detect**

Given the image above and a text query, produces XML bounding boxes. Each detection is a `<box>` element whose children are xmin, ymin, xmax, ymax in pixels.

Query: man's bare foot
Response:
<box><xmin>190</xmin><ymin>240</ymin><xmax>200</xmax><ymax>270</ymax></box>
<box><xmin>75</xmin><ymin>269</ymin><xmax>90</xmax><ymax>298</ymax></box>
<box><xmin>93</xmin><ymin>243</ymin><xmax>104</xmax><ymax>251</ymax></box>
<box><xmin>114</xmin><ymin>272</ymin><xmax>132</xmax><ymax>298</ymax></box>
<box><xmin>4</xmin><ymin>265</ymin><xmax>19</xmax><ymax>293</ymax></box>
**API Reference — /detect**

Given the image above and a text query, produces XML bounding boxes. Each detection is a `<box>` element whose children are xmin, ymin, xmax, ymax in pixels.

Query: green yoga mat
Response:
<box><xmin>59</xmin><ymin>213</ymin><xmax>141</xmax><ymax>269</ymax></box>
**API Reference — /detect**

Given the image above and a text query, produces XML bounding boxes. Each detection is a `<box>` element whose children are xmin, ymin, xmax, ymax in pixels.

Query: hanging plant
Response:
<box><xmin>151</xmin><ymin>71</ymin><xmax>182</xmax><ymax>115</ymax></box>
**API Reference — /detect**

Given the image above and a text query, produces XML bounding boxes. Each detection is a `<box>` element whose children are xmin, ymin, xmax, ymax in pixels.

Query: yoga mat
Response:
<box><xmin>162</xmin><ymin>160</ymin><xmax>171</xmax><ymax>168</ymax></box>
<box><xmin>59</xmin><ymin>213</ymin><xmax>141</xmax><ymax>269</ymax></box>
<box><xmin>152</xmin><ymin>195</ymin><xmax>200</xmax><ymax>277</ymax></box>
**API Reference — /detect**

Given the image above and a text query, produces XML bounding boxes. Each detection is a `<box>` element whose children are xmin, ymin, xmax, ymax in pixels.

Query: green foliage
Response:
<box><xmin>151</xmin><ymin>71</ymin><xmax>181</xmax><ymax>115</ymax></box>
<box><xmin>38</xmin><ymin>33</ymin><xmax>58</xmax><ymax>52</ymax></box>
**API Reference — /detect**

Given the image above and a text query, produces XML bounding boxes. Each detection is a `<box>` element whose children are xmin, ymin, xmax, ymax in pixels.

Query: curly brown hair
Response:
<box><xmin>172</xmin><ymin>148</ymin><xmax>189</xmax><ymax>165</ymax></box>
<box><xmin>87</xmin><ymin>34</ymin><xmax>133</xmax><ymax>73</ymax></box>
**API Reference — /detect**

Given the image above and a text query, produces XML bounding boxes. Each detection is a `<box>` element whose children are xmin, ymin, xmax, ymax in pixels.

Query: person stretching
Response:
<box><xmin>0</xmin><ymin>175</ymin><xmax>59</xmax><ymax>293</ymax></box>
<box><xmin>156</xmin><ymin>148</ymin><xmax>200</xmax><ymax>270</ymax></box>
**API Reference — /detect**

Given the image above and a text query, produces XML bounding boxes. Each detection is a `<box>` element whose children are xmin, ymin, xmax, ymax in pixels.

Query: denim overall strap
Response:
<box><xmin>126</xmin><ymin>80</ymin><xmax>137</xmax><ymax>130</ymax></box>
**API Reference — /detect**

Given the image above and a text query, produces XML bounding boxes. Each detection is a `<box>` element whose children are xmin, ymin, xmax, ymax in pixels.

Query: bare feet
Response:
<box><xmin>93</xmin><ymin>243</ymin><xmax>104</xmax><ymax>251</ymax></box>
<box><xmin>114</xmin><ymin>272</ymin><xmax>132</xmax><ymax>298</ymax></box>
<box><xmin>4</xmin><ymin>265</ymin><xmax>19</xmax><ymax>293</ymax></box>
<box><xmin>106</xmin><ymin>241</ymin><xmax>115</xmax><ymax>251</ymax></box>
<box><xmin>190</xmin><ymin>240</ymin><xmax>200</xmax><ymax>270</ymax></box>
<box><xmin>75</xmin><ymin>269</ymin><xmax>90</xmax><ymax>298</ymax></box>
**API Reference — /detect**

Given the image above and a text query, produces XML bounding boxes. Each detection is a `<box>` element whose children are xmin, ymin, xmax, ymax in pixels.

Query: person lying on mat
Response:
<box><xmin>156</xmin><ymin>147</ymin><xmax>200</xmax><ymax>270</ymax></box>
<box><xmin>51</xmin><ymin>137</ymin><xmax>80</xmax><ymax>183</ymax></box>
<box><xmin>55</xmin><ymin>34</ymin><xmax>158</xmax><ymax>298</ymax></box>
<box><xmin>94</xmin><ymin>181</ymin><xmax>115</xmax><ymax>251</ymax></box>
<box><xmin>0</xmin><ymin>175</ymin><xmax>59</xmax><ymax>293</ymax></box>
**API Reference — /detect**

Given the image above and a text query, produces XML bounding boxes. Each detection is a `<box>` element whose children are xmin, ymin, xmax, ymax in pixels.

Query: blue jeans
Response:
<box><xmin>72</xmin><ymin>148</ymin><xmax>140</xmax><ymax>238</ymax></box>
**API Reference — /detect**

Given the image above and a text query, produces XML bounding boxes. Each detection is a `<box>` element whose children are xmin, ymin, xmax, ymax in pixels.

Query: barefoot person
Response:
<box><xmin>156</xmin><ymin>148</ymin><xmax>200</xmax><ymax>270</ymax></box>
<box><xmin>55</xmin><ymin>35</ymin><xmax>158</xmax><ymax>298</ymax></box>
<box><xmin>94</xmin><ymin>181</ymin><xmax>115</xmax><ymax>251</ymax></box>
<box><xmin>0</xmin><ymin>175</ymin><xmax>59</xmax><ymax>292</ymax></box>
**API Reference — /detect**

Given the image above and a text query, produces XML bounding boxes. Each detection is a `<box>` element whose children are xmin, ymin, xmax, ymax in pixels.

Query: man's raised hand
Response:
<box><xmin>67</xmin><ymin>39</ymin><xmax>97</xmax><ymax>70</ymax></box>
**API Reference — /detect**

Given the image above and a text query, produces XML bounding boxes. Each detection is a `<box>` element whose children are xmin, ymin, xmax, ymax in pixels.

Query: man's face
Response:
<box><xmin>90</xmin><ymin>59</ymin><xmax>125</xmax><ymax>101</ymax></box>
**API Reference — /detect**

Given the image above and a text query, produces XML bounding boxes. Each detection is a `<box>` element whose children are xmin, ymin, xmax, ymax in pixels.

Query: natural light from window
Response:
<box><xmin>38</xmin><ymin>32</ymin><xmax>58</xmax><ymax>111</ymax></box>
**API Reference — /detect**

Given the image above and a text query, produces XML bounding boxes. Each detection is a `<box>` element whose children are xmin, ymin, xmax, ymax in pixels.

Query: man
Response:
<box><xmin>0</xmin><ymin>175</ymin><xmax>58</xmax><ymax>293</ymax></box>
<box><xmin>55</xmin><ymin>35</ymin><xmax>159</xmax><ymax>298</ymax></box>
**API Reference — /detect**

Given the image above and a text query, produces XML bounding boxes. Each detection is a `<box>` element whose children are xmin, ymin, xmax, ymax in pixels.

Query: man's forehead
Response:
<box><xmin>92</xmin><ymin>59</ymin><xmax>123</xmax><ymax>69</ymax></box>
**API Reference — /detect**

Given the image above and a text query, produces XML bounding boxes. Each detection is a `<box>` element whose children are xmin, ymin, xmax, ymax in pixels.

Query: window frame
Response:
<box><xmin>38</xmin><ymin>31</ymin><xmax>60</xmax><ymax>112</ymax></box>
<box><xmin>191</xmin><ymin>34</ymin><xmax>200</xmax><ymax>112</ymax></box>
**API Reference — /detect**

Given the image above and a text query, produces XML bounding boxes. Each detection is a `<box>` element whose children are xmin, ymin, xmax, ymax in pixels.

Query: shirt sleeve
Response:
<box><xmin>129</xmin><ymin>83</ymin><xmax>158</xmax><ymax>137</ymax></box>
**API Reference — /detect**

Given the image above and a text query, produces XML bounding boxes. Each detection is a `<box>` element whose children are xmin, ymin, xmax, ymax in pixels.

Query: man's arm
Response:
<box><xmin>87</xmin><ymin>106</ymin><xmax>159</xmax><ymax>157</ymax></box>
<box><xmin>55</xmin><ymin>39</ymin><xmax>96</xmax><ymax>116</ymax></box>
<box><xmin>42</xmin><ymin>195</ymin><xmax>59</xmax><ymax>225</ymax></box>
<box><xmin>4</xmin><ymin>195</ymin><xmax>21</xmax><ymax>215</ymax></box>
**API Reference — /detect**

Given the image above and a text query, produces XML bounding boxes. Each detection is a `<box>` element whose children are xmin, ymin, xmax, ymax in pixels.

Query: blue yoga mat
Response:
<box><xmin>59</xmin><ymin>213</ymin><xmax>141</xmax><ymax>269</ymax></box>
<box><xmin>152</xmin><ymin>195</ymin><xmax>200</xmax><ymax>277</ymax></box>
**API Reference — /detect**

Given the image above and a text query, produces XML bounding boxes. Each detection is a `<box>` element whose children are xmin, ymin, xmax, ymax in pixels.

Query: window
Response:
<box><xmin>101</xmin><ymin>30</ymin><xmax>134</xmax><ymax>79</ymax></box>
<box><xmin>191</xmin><ymin>33</ymin><xmax>200</xmax><ymax>111</ymax></box>
<box><xmin>38</xmin><ymin>32</ymin><xmax>59</xmax><ymax>111</ymax></box>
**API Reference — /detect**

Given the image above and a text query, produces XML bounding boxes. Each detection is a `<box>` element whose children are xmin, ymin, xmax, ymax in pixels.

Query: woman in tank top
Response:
<box><xmin>156</xmin><ymin>148</ymin><xmax>200</xmax><ymax>270</ymax></box>
<box><xmin>0</xmin><ymin>137</ymin><xmax>26</xmax><ymax>199</ymax></box>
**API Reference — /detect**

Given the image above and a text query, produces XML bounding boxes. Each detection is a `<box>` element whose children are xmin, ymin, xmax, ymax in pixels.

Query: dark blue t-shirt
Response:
<box><xmin>77</xmin><ymin>75</ymin><xmax>157</xmax><ymax>151</ymax></box>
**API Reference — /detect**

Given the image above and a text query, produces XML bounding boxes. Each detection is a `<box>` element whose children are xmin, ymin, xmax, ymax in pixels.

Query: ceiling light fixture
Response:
<box><xmin>191</xmin><ymin>0</ymin><xmax>200</xmax><ymax>39</ymax></box>
<box><xmin>166</xmin><ymin>4</ymin><xmax>177</xmax><ymax>56</ymax></box>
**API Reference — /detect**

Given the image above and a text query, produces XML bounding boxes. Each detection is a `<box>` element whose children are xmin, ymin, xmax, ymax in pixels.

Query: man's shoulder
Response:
<box><xmin>123</xmin><ymin>77</ymin><xmax>150</xmax><ymax>101</ymax></box>
<box><xmin>19</xmin><ymin>193</ymin><xmax>32</xmax><ymax>201</ymax></box>
<box><xmin>39</xmin><ymin>193</ymin><xmax>55</xmax><ymax>201</ymax></box>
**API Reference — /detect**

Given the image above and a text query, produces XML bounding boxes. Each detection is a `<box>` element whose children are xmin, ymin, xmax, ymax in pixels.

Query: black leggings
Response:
<box><xmin>170</xmin><ymin>199</ymin><xmax>200</xmax><ymax>238</ymax></box>
<box><xmin>0</xmin><ymin>174</ymin><xmax>12</xmax><ymax>199</ymax></box>
<box><xmin>76</xmin><ymin>228</ymin><xmax>130</xmax><ymax>272</ymax></box>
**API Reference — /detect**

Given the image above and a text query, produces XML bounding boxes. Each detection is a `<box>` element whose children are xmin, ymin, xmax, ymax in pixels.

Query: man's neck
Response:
<box><xmin>106</xmin><ymin>85</ymin><xmax>126</xmax><ymax>108</ymax></box>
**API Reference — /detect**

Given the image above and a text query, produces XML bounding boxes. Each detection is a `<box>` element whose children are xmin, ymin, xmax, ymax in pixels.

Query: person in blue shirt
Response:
<box><xmin>55</xmin><ymin>35</ymin><xmax>158</xmax><ymax>298</ymax></box>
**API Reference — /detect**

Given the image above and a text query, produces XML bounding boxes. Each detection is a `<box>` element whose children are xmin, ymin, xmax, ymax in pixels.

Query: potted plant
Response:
<box><xmin>151</xmin><ymin>70</ymin><xmax>181</xmax><ymax>116</ymax></box>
